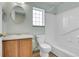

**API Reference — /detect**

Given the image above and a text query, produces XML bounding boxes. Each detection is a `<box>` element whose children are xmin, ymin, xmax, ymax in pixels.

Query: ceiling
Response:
<box><xmin>26</xmin><ymin>2</ymin><xmax>79</xmax><ymax>14</ymax></box>
<box><xmin>26</xmin><ymin>2</ymin><xmax>63</xmax><ymax>14</ymax></box>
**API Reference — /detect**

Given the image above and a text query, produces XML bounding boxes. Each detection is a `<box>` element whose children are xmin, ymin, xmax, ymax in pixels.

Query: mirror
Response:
<box><xmin>11</xmin><ymin>5</ymin><xmax>26</xmax><ymax>24</ymax></box>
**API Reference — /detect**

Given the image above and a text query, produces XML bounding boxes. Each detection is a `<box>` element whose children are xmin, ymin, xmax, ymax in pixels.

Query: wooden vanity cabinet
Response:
<box><xmin>2</xmin><ymin>40</ymin><xmax>18</xmax><ymax>57</ymax></box>
<box><xmin>2</xmin><ymin>38</ymin><xmax>32</xmax><ymax>57</ymax></box>
<box><xmin>19</xmin><ymin>39</ymin><xmax>32</xmax><ymax>57</ymax></box>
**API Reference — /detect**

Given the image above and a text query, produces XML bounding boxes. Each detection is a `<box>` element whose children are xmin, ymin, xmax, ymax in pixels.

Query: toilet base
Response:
<box><xmin>40</xmin><ymin>50</ymin><xmax>49</xmax><ymax>57</ymax></box>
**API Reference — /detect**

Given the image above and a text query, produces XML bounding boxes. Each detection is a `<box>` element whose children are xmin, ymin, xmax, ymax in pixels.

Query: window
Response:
<box><xmin>32</xmin><ymin>7</ymin><xmax>45</xmax><ymax>26</ymax></box>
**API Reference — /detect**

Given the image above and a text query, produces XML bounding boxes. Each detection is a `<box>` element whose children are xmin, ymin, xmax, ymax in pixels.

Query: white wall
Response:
<box><xmin>3</xmin><ymin>3</ymin><xmax>32</xmax><ymax>34</ymax></box>
<box><xmin>45</xmin><ymin>13</ymin><xmax>57</xmax><ymax>45</ymax></box>
<box><xmin>0</xmin><ymin>5</ymin><xmax>2</xmax><ymax>33</ymax></box>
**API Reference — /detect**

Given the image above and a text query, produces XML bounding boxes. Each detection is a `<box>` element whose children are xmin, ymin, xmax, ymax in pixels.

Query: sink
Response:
<box><xmin>3</xmin><ymin>34</ymin><xmax>33</xmax><ymax>40</ymax></box>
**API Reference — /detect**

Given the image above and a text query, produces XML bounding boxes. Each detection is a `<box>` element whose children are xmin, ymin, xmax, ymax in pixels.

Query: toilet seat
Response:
<box><xmin>40</xmin><ymin>43</ymin><xmax>51</xmax><ymax>52</ymax></box>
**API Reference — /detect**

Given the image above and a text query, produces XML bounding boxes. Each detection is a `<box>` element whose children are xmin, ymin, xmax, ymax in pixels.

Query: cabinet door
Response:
<box><xmin>2</xmin><ymin>40</ymin><xmax>18</xmax><ymax>57</ymax></box>
<box><xmin>19</xmin><ymin>39</ymin><xmax>32</xmax><ymax>57</ymax></box>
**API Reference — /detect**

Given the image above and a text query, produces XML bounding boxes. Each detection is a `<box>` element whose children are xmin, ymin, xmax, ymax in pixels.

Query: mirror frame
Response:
<box><xmin>10</xmin><ymin>5</ymin><xmax>26</xmax><ymax>24</ymax></box>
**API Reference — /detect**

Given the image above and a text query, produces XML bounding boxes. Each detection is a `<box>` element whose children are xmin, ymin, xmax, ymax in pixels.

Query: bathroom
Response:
<box><xmin>0</xmin><ymin>2</ymin><xmax>79</xmax><ymax>57</ymax></box>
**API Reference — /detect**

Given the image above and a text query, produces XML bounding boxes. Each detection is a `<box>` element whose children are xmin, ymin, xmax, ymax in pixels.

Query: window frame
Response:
<box><xmin>32</xmin><ymin>7</ymin><xmax>45</xmax><ymax>27</ymax></box>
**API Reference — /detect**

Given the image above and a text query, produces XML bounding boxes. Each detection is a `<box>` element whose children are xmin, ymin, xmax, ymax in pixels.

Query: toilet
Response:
<box><xmin>36</xmin><ymin>35</ymin><xmax>51</xmax><ymax>57</ymax></box>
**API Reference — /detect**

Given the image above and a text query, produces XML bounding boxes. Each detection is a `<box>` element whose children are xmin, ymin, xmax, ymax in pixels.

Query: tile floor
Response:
<box><xmin>33</xmin><ymin>50</ymin><xmax>57</xmax><ymax>57</ymax></box>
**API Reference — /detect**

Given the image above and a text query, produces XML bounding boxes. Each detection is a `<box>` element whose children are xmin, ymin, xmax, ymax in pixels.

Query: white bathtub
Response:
<box><xmin>51</xmin><ymin>45</ymin><xmax>77</xmax><ymax>57</ymax></box>
<box><xmin>46</xmin><ymin>41</ymin><xmax>78</xmax><ymax>57</ymax></box>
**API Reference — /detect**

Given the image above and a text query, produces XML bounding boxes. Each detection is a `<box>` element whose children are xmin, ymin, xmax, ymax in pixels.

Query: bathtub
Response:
<box><xmin>46</xmin><ymin>41</ymin><xmax>78</xmax><ymax>57</ymax></box>
<box><xmin>51</xmin><ymin>45</ymin><xmax>77</xmax><ymax>57</ymax></box>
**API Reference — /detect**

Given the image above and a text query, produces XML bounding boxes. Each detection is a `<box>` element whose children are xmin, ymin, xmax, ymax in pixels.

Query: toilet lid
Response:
<box><xmin>40</xmin><ymin>43</ymin><xmax>51</xmax><ymax>52</ymax></box>
<box><xmin>40</xmin><ymin>44</ymin><xmax>50</xmax><ymax>48</ymax></box>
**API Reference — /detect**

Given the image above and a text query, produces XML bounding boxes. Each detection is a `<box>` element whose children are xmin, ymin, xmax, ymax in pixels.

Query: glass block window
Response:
<box><xmin>32</xmin><ymin>7</ymin><xmax>45</xmax><ymax>26</ymax></box>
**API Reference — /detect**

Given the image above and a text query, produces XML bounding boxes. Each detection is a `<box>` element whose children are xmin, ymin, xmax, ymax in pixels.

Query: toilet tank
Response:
<box><xmin>36</xmin><ymin>35</ymin><xmax>45</xmax><ymax>44</ymax></box>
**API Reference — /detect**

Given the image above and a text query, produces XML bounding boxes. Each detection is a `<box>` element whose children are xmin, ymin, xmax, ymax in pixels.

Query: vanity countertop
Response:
<box><xmin>3</xmin><ymin>34</ymin><xmax>34</xmax><ymax>41</ymax></box>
